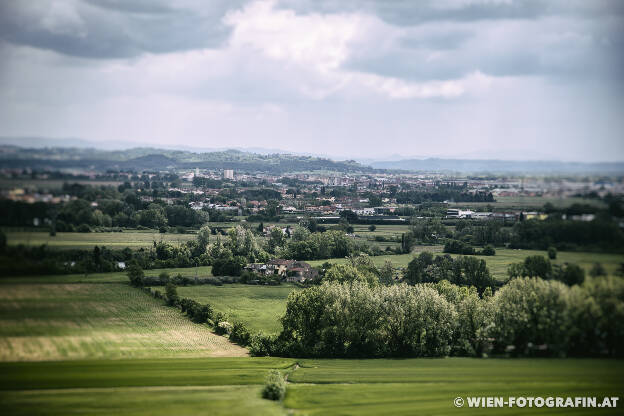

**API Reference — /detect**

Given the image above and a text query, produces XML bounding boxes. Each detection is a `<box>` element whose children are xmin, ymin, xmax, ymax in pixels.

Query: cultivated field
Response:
<box><xmin>0</xmin><ymin>357</ymin><xmax>621</xmax><ymax>416</ymax></box>
<box><xmin>1</xmin><ymin>265</ymin><xmax>213</xmax><ymax>284</ymax></box>
<box><xmin>156</xmin><ymin>284</ymin><xmax>300</xmax><ymax>334</ymax></box>
<box><xmin>5</xmin><ymin>231</ymin><xmax>197</xmax><ymax>250</ymax></box>
<box><xmin>0</xmin><ymin>282</ymin><xmax>246</xmax><ymax>361</ymax></box>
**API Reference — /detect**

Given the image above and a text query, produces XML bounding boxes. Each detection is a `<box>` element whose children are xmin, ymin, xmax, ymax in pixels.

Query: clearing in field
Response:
<box><xmin>0</xmin><ymin>283</ymin><xmax>246</xmax><ymax>361</ymax></box>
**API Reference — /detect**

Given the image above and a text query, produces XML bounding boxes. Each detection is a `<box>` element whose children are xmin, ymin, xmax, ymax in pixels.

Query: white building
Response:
<box><xmin>223</xmin><ymin>169</ymin><xmax>234</xmax><ymax>180</ymax></box>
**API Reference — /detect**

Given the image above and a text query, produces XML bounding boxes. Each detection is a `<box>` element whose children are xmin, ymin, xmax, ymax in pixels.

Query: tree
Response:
<box><xmin>490</xmin><ymin>277</ymin><xmax>571</xmax><ymax>356</ymax></box>
<box><xmin>456</xmin><ymin>256</ymin><xmax>495</xmax><ymax>294</ymax></box>
<box><xmin>126</xmin><ymin>262</ymin><xmax>144</xmax><ymax>287</ymax></box>
<box><xmin>548</xmin><ymin>246</ymin><xmax>557</xmax><ymax>260</ymax></box>
<box><xmin>554</xmin><ymin>263</ymin><xmax>585</xmax><ymax>286</ymax></box>
<box><xmin>404</xmin><ymin>252</ymin><xmax>434</xmax><ymax>284</ymax></box>
<box><xmin>165</xmin><ymin>282</ymin><xmax>178</xmax><ymax>306</ymax></box>
<box><xmin>339</xmin><ymin>209</ymin><xmax>358</xmax><ymax>223</ymax></box>
<box><xmin>268</xmin><ymin>227</ymin><xmax>286</xmax><ymax>253</ymax></box>
<box><xmin>368</xmin><ymin>224</ymin><xmax>376</xmax><ymax>232</ymax></box>
<box><xmin>378</xmin><ymin>260</ymin><xmax>395</xmax><ymax>285</ymax></box>
<box><xmin>197</xmin><ymin>225</ymin><xmax>211</xmax><ymax>249</ymax></box>
<box><xmin>324</xmin><ymin>263</ymin><xmax>378</xmax><ymax>287</ymax></box>
<box><xmin>523</xmin><ymin>256</ymin><xmax>552</xmax><ymax>279</ymax></box>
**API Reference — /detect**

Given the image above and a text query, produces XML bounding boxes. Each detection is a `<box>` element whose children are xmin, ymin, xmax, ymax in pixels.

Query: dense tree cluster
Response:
<box><xmin>404</xmin><ymin>252</ymin><xmax>496</xmax><ymax>294</ymax></box>
<box><xmin>510</xmin><ymin>218</ymin><xmax>624</xmax><ymax>251</ymax></box>
<box><xmin>276</xmin><ymin>227</ymin><xmax>370</xmax><ymax>261</ymax></box>
<box><xmin>251</xmin><ymin>276</ymin><xmax>624</xmax><ymax>358</ymax></box>
<box><xmin>507</xmin><ymin>255</ymin><xmax>586</xmax><ymax>286</ymax></box>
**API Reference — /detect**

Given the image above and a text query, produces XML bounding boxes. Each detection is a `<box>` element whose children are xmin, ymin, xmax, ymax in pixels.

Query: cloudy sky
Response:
<box><xmin>0</xmin><ymin>0</ymin><xmax>622</xmax><ymax>161</ymax></box>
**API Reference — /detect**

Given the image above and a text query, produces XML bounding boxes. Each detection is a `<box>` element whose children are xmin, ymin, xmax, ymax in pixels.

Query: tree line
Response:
<box><xmin>249</xmin><ymin>276</ymin><xmax>623</xmax><ymax>358</ymax></box>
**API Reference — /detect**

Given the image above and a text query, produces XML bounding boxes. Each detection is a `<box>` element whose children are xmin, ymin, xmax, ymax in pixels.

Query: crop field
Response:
<box><xmin>154</xmin><ymin>284</ymin><xmax>300</xmax><ymax>334</ymax></box>
<box><xmin>1</xmin><ymin>265</ymin><xmax>213</xmax><ymax>284</ymax></box>
<box><xmin>4</xmin><ymin>231</ymin><xmax>197</xmax><ymax>250</ymax></box>
<box><xmin>0</xmin><ymin>357</ymin><xmax>621</xmax><ymax>416</ymax></box>
<box><xmin>0</xmin><ymin>282</ymin><xmax>246</xmax><ymax>361</ymax></box>
<box><xmin>308</xmin><ymin>248</ymin><xmax>624</xmax><ymax>281</ymax></box>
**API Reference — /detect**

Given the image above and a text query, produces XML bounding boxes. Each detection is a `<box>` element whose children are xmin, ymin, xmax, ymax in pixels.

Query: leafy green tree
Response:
<box><xmin>523</xmin><ymin>256</ymin><xmax>552</xmax><ymax>279</ymax></box>
<box><xmin>197</xmin><ymin>225</ymin><xmax>211</xmax><ymax>249</ymax></box>
<box><xmin>490</xmin><ymin>277</ymin><xmax>571</xmax><ymax>356</ymax></box>
<box><xmin>404</xmin><ymin>252</ymin><xmax>434</xmax><ymax>284</ymax></box>
<box><xmin>554</xmin><ymin>263</ymin><xmax>585</xmax><ymax>286</ymax></box>
<box><xmin>368</xmin><ymin>224</ymin><xmax>376</xmax><ymax>232</ymax></box>
<box><xmin>126</xmin><ymin>262</ymin><xmax>144</xmax><ymax>287</ymax></box>
<box><xmin>378</xmin><ymin>260</ymin><xmax>395</xmax><ymax>285</ymax></box>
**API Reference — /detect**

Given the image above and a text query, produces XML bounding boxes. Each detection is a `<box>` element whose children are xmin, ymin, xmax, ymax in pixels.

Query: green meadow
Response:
<box><xmin>154</xmin><ymin>284</ymin><xmax>300</xmax><ymax>334</ymax></box>
<box><xmin>0</xmin><ymin>357</ymin><xmax>622</xmax><ymax>416</ymax></box>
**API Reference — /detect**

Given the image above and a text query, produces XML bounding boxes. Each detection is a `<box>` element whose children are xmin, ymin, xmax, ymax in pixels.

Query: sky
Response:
<box><xmin>0</xmin><ymin>0</ymin><xmax>623</xmax><ymax>162</ymax></box>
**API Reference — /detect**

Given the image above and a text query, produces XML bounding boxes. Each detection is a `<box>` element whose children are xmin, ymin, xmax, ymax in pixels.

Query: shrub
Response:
<box><xmin>215</xmin><ymin>321</ymin><xmax>232</xmax><ymax>336</ymax></box>
<box><xmin>76</xmin><ymin>224</ymin><xmax>91</xmax><ymax>233</ymax></box>
<box><xmin>589</xmin><ymin>262</ymin><xmax>607</xmax><ymax>277</ymax></box>
<box><xmin>481</xmin><ymin>245</ymin><xmax>496</xmax><ymax>256</ymax></box>
<box><xmin>249</xmin><ymin>333</ymin><xmax>274</xmax><ymax>356</ymax></box>
<box><xmin>261</xmin><ymin>370</ymin><xmax>286</xmax><ymax>401</ymax></box>
<box><xmin>165</xmin><ymin>282</ymin><xmax>178</xmax><ymax>306</ymax></box>
<box><xmin>230</xmin><ymin>321</ymin><xmax>251</xmax><ymax>346</ymax></box>
<box><xmin>443</xmin><ymin>239</ymin><xmax>475</xmax><ymax>255</ymax></box>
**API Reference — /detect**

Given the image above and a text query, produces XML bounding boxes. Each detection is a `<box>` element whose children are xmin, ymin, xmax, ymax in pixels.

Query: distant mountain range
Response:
<box><xmin>0</xmin><ymin>145</ymin><xmax>372</xmax><ymax>174</ymax></box>
<box><xmin>368</xmin><ymin>158</ymin><xmax>624</xmax><ymax>175</ymax></box>
<box><xmin>0</xmin><ymin>140</ymin><xmax>622</xmax><ymax>175</ymax></box>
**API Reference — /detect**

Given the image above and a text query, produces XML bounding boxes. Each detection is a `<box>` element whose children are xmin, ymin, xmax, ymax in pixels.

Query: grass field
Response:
<box><xmin>5</xmin><ymin>231</ymin><xmax>197</xmax><ymax>250</ymax></box>
<box><xmin>0</xmin><ymin>282</ymin><xmax>246</xmax><ymax>361</ymax></box>
<box><xmin>0</xmin><ymin>357</ymin><xmax>621</xmax><ymax>415</ymax></box>
<box><xmin>154</xmin><ymin>284</ymin><xmax>300</xmax><ymax>334</ymax></box>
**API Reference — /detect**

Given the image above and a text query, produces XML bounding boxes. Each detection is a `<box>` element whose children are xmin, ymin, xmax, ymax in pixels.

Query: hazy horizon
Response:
<box><xmin>1</xmin><ymin>1</ymin><xmax>623</xmax><ymax>162</ymax></box>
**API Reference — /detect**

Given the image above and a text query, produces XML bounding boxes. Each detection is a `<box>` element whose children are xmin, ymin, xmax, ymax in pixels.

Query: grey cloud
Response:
<box><xmin>0</xmin><ymin>0</ymin><xmax>247</xmax><ymax>59</ymax></box>
<box><xmin>278</xmin><ymin>0</ymin><xmax>624</xmax><ymax>26</ymax></box>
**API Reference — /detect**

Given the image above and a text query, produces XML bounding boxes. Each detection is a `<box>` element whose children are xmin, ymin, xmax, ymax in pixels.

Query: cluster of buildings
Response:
<box><xmin>245</xmin><ymin>259</ymin><xmax>319</xmax><ymax>283</ymax></box>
